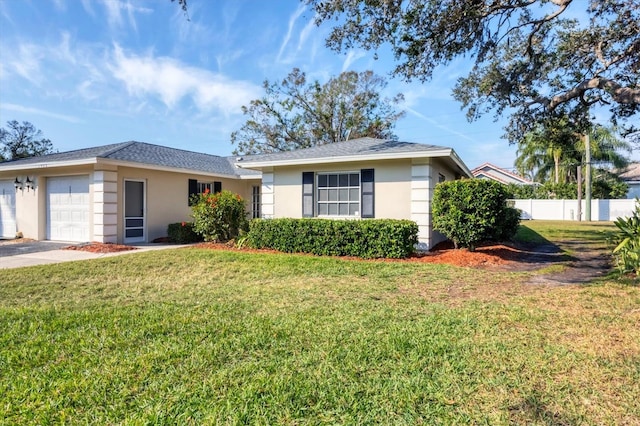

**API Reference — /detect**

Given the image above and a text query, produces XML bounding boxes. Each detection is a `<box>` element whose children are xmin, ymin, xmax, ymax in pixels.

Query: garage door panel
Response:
<box><xmin>47</xmin><ymin>176</ymin><xmax>90</xmax><ymax>242</ymax></box>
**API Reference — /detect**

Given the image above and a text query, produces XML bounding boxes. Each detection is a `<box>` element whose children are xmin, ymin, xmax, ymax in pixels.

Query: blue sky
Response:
<box><xmin>1</xmin><ymin>0</ymin><xmax>533</xmax><ymax>169</ymax></box>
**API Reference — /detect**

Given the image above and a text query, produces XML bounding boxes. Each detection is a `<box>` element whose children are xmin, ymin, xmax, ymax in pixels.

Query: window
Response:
<box><xmin>198</xmin><ymin>181</ymin><xmax>222</xmax><ymax>194</ymax></box>
<box><xmin>317</xmin><ymin>172</ymin><xmax>360</xmax><ymax>216</ymax></box>
<box><xmin>302</xmin><ymin>169</ymin><xmax>374</xmax><ymax>218</ymax></box>
<box><xmin>188</xmin><ymin>179</ymin><xmax>221</xmax><ymax>205</ymax></box>
<box><xmin>251</xmin><ymin>185</ymin><xmax>261</xmax><ymax>219</ymax></box>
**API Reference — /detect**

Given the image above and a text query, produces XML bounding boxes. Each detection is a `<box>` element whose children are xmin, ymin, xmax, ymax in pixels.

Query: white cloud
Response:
<box><xmin>277</xmin><ymin>3</ymin><xmax>306</xmax><ymax>63</ymax></box>
<box><xmin>80</xmin><ymin>0</ymin><xmax>96</xmax><ymax>17</ymax></box>
<box><xmin>1</xmin><ymin>102</ymin><xmax>81</xmax><ymax>123</ymax></box>
<box><xmin>98</xmin><ymin>0</ymin><xmax>151</xmax><ymax>30</ymax></box>
<box><xmin>8</xmin><ymin>43</ymin><xmax>44</xmax><ymax>86</ymax></box>
<box><xmin>341</xmin><ymin>50</ymin><xmax>367</xmax><ymax>72</ymax></box>
<box><xmin>51</xmin><ymin>0</ymin><xmax>66</xmax><ymax>11</ymax></box>
<box><xmin>109</xmin><ymin>45</ymin><xmax>260</xmax><ymax>115</ymax></box>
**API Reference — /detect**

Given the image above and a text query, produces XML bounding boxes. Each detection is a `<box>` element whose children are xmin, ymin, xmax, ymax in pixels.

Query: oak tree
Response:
<box><xmin>0</xmin><ymin>120</ymin><xmax>54</xmax><ymax>162</ymax></box>
<box><xmin>231</xmin><ymin>68</ymin><xmax>405</xmax><ymax>154</ymax></box>
<box><xmin>309</xmin><ymin>0</ymin><xmax>639</xmax><ymax>142</ymax></box>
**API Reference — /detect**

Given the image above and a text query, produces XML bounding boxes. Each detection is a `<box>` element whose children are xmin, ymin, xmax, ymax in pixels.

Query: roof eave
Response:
<box><xmin>236</xmin><ymin>149</ymin><xmax>464</xmax><ymax>170</ymax></box>
<box><xmin>0</xmin><ymin>158</ymin><xmax>99</xmax><ymax>171</ymax></box>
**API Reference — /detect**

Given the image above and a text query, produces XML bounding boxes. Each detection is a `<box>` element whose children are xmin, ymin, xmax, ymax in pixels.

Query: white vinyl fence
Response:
<box><xmin>511</xmin><ymin>199</ymin><xmax>637</xmax><ymax>221</ymax></box>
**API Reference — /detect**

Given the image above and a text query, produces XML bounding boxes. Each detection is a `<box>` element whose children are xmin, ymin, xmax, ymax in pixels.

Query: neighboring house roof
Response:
<box><xmin>471</xmin><ymin>162</ymin><xmax>534</xmax><ymax>185</ymax></box>
<box><xmin>618</xmin><ymin>163</ymin><xmax>640</xmax><ymax>182</ymax></box>
<box><xmin>0</xmin><ymin>141</ymin><xmax>260</xmax><ymax>178</ymax></box>
<box><xmin>236</xmin><ymin>137</ymin><xmax>473</xmax><ymax>177</ymax></box>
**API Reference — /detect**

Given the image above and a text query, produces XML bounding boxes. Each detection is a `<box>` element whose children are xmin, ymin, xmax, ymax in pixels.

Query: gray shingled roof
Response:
<box><xmin>0</xmin><ymin>141</ymin><xmax>259</xmax><ymax>177</ymax></box>
<box><xmin>236</xmin><ymin>137</ymin><xmax>450</xmax><ymax>164</ymax></box>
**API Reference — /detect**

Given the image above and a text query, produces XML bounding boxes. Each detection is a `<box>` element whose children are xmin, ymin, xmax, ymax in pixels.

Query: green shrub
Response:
<box><xmin>167</xmin><ymin>222</ymin><xmax>203</xmax><ymax>244</ymax></box>
<box><xmin>247</xmin><ymin>218</ymin><xmax>418</xmax><ymax>259</ymax></box>
<box><xmin>190</xmin><ymin>190</ymin><xmax>248</xmax><ymax>242</ymax></box>
<box><xmin>432</xmin><ymin>179</ymin><xmax>521</xmax><ymax>250</ymax></box>
<box><xmin>612</xmin><ymin>200</ymin><xmax>640</xmax><ymax>275</ymax></box>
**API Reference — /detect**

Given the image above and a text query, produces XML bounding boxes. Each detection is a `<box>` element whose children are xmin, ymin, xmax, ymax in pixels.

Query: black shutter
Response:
<box><xmin>302</xmin><ymin>172</ymin><xmax>314</xmax><ymax>217</ymax></box>
<box><xmin>188</xmin><ymin>179</ymin><xmax>198</xmax><ymax>206</ymax></box>
<box><xmin>214</xmin><ymin>181</ymin><xmax>222</xmax><ymax>193</ymax></box>
<box><xmin>361</xmin><ymin>169</ymin><xmax>374</xmax><ymax>218</ymax></box>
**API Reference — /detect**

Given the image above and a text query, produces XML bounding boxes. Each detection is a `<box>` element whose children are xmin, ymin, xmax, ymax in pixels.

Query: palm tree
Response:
<box><xmin>515</xmin><ymin>117</ymin><xmax>580</xmax><ymax>184</ymax></box>
<box><xmin>515</xmin><ymin>121</ymin><xmax>630</xmax><ymax>184</ymax></box>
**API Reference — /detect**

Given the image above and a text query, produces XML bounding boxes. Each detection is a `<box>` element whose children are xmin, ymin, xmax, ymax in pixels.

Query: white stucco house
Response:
<box><xmin>0</xmin><ymin>137</ymin><xmax>472</xmax><ymax>250</ymax></box>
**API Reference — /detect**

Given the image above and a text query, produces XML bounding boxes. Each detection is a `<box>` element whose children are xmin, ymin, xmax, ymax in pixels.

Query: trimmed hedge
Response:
<box><xmin>432</xmin><ymin>179</ymin><xmax>520</xmax><ymax>250</ymax></box>
<box><xmin>247</xmin><ymin>218</ymin><xmax>418</xmax><ymax>259</ymax></box>
<box><xmin>167</xmin><ymin>222</ymin><xmax>203</xmax><ymax>244</ymax></box>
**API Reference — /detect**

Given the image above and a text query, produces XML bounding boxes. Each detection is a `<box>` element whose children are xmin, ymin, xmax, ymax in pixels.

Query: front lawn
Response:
<box><xmin>1</xmin><ymin>222</ymin><xmax>638</xmax><ymax>424</ymax></box>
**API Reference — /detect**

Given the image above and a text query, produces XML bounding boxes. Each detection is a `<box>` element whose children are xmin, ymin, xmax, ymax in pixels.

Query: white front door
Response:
<box><xmin>0</xmin><ymin>180</ymin><xmax>17</xmax><ymax>238</ymax></box>
<box><xmin>124</xmin><ymin>180</ymin><xmax>145</xmax><ymax>243</ymax></box>
<box><xmin>47</xmin><ymin>176</ymin><xmax>90</xmax><ymax>242</ymax></box>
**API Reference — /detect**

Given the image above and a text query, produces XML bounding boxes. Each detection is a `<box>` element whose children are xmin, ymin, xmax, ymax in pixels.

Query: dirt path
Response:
<box><xmin>508</xmin><ymin>241</ymin><xmax>613</xmax><ymax>285</ymax></box>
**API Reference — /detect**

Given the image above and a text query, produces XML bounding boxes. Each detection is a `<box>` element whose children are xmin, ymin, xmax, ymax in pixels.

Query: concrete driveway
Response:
<box><xmin>0</xmin><ymin>240</ymin><xmax>76</xmax><ymax>257</ymax></box>
<box><xmin>0</xmin><ymin>239</ymin><xmax>190</xmax><ymax>269</ymax></box>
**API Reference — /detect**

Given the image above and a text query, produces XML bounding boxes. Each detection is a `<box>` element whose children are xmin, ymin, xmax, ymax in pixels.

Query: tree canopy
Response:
<box><xmin>515</xmin><ymin>121</ymin><xmax>630</xmax><ymax>184</ymax></box>
<box><xmin>231</xmin><ymin>68</ymin><xmax>405</xmax><ymax>155</ymax></box>
<box><xmin>309</xmin><ymin>0</ymin><xmax>640</xmax><ymax>142</ymax></box>
<box><xmin>0</xmin><ymin>120</ymin><xmax>54</xmax><ymax>162</ymax></box>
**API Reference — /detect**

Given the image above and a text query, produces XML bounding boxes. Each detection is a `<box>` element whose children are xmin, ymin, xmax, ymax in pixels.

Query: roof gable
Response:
<box><xmin>471</xmin><ymin>162</ymin><xmax>533</xmax><ymax>185</ymax></box>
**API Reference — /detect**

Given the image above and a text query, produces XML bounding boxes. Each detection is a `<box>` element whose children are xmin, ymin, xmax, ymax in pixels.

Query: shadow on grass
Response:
<box><xmin>506</xmin><ymin>225</ymin><xmax>577</xmax><ymax>265</ymax></box>
<box><xmin>509</xmin><ymin>391</ymin><xmax>579</xmax><ymax>425</ymax></box>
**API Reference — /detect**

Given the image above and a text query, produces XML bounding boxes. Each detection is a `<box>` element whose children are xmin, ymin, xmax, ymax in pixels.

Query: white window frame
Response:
<box><xmin>316</xmin><ymin>171</ymin><xmax>361</xmax><ymax>218</ymax></box>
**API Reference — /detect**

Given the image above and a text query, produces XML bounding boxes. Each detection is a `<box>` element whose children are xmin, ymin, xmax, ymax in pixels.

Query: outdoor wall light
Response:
<box><xmin>14</xmin><ymin>176</ymin><xmax>35</xmax><ymax>192</ymax></box>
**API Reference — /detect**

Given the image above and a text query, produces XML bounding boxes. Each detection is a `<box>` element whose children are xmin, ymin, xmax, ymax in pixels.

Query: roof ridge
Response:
<box><xmin>100</xmin><ymin>141</ymin><xmax>138</xmax><ymax>158</ymax></box>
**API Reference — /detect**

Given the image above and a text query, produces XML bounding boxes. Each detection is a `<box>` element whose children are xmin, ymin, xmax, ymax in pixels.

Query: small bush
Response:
<box><xmin>191</xmin><ymin>190</ymin><xmax>248</xmax><ymax>242</ymax></box>
<box><xmin>432</xmin><ymin>179</ymin><xmax>521</xmax><ymax>250</ymax></box>
<box><xmin>167</xmin><ymin>222</ymin><xmax>203</xmax><ymax>244</ymax></box>
<box><xmin>247</xmin><ymin>218</ymin><xmax>418</xmax><ymax>259</ymax></box>
<box><xmin>612</xmin><ymin>200</ymin><xmax>640</xmax><ymax>275</ymax></box>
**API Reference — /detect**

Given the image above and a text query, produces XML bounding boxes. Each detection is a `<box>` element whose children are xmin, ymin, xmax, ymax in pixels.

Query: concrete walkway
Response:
<box><xmin>0</xmin><ymin>241</ymin><xmax>190</xmax><ymax>269</ymax></box>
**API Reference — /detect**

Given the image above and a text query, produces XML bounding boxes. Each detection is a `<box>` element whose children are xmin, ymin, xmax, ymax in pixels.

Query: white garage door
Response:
<box><xmin>0</xmin><ymin>180</ymin><xmax>17</xmax><ymax>238</ymax></box>
<box><xmin>47</xmin><ymin>175</ymin><xmax>90</xmax><ymax>242</ymax></box>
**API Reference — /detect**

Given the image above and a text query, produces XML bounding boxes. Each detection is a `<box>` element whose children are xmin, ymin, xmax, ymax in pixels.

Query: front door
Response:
<box><xmin>124</xmin><ymin>180</ymin><xmax>145</xmax><ymax>243</ymax></box>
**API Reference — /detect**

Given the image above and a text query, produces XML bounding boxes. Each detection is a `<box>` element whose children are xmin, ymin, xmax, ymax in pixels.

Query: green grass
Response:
<box><xmin>1</xmin><ymin>222</ymin><xmax>639</xmax><ymax>424</ymax></box>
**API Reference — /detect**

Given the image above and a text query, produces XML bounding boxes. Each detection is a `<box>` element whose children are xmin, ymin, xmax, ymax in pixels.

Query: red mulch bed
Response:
<box><xmin>191</xmin><ymin>240</ymin><xmax>526</xmax><ymax>268</ymax></box>
<box><xmin>61</xmin><ymin>240</ymin><xmax>530</xmax><ymax>267</ymax></box>
<box><xmin>64</xmin><ymin>242</ymin><xmax>138</xmax><ymax>253</ymax></box>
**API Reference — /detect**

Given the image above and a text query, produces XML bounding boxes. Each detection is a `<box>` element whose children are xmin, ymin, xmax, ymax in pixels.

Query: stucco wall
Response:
<box><xmin>116</xmin><ymin>166</ymin><xmax>259</xmax><ymax>243</ymax></box>
<box><xmin>271</xmin><ymin>159</ymin><xmax>412</xmax><ymax>220</ymax></box>
<box><xmin>1</xmin><ymin>165</ymin><xmax>259</xmax><ymax>243</ymax></box>
<box><xmin>1</xmin><ymin>165</ymin><xmax>95</xmax><ymax>240</ymax></box>
<box><xmin>264</xmin><ymin>157</ymin><xmax>462</xmax><ymax>250</ymax></box>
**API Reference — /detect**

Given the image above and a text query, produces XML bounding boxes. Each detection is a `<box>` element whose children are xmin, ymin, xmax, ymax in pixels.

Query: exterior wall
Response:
<box><xmin>1</xmin><ymin>165</ymin><xmax>95</xmax><ymax>240</ymax></box>
<box><xmin>1</xmin><ymin>165</ymin><xmax>259</xmax><ymax>243</ymax></box>
<box><xmin>115</xmin><ymin>166</ymin><xmax>258</xmax><ymax>243</ymax></box>
<box><xmin>626</xmin><ymin>182</ymin><xmax>640</xmax><ymax>199</ymax></box>
<box><xmin>271</xmin><ymin>159</ymin><xmax>413</xmax><ymax>220</ymax></box>
<box><xmin>268</xmin><ymin>158</ymin><xmax>460</xmax><ymax>250</ymax></box>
